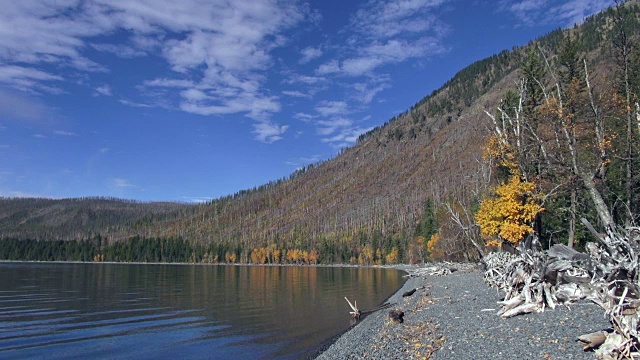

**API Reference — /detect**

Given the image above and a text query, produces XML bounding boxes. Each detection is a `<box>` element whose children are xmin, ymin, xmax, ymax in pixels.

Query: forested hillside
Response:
<box><xmin>0</xmin><ymin>197</ymin><xmax>190</xmax><ymax>240</ymax></box>
<box><xmin>2</xmin><ymin>1</ymin><xmax>639</xmax><ymax>265</ymax></box>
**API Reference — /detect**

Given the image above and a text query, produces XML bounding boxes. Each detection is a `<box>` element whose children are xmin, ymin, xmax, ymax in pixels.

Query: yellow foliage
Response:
<box><xmin>250</xmin><ymin>247</ymin><xmax>268</xmax><ymax>264</ymax></box>
<box><xmin>93</xmin><ymin>253</ymin><xmax>104</xmax><ymax>262</ymax></box>
<box><xmin>475</xmin><ymin>175</ymin><xmax>543</xmax><ymax>246</ymax></box>
<box><xmin>484</xmin><ymin>134</ymin><xmax>519</xmax><ymax>173</ymax></box>
<box><xmin>308</xmin><ymin>248</ymin><xmax>320</xmax><ymax>264</ymax></box>
<box><xmin>426</xmin><ymin>233</ymin><xmax>444</xmax><ymax>260</ymax></box>
<box><xmin>225</xmin><ymin>251</ymin><xmax>237</xmax><ymax>263</ymax></box>
<box><xmin>287</xmin><ymin>248</ymin><xmax>303</xmax><ymax>264</ymax></box>
<box><xmin>271</xmin><ymin>245</ymin><xmax>281</xmax><ymax>264</ymax></box>
<box><xmin>385</xmin><ymin>248</ymin><xmax>399</xmax><ymax>264</ymax></box>
<box><xmin>359</xmin><ymin>244</ymin><xmax>375</xmax><ymax>265</ymax></box>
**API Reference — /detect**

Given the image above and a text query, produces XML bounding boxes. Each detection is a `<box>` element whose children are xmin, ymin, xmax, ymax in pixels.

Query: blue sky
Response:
<box><xmin>0</xmin><ymin>0</ymin><xmax>612</xmax><ymax>202</ymax></box>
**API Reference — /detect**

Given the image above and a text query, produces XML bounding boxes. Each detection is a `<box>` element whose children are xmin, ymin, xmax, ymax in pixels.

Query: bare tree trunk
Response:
<box><xmin>568</xmin><ymin>188</ymin><xmax>576</xmax><ymax>248</ymax></box>
<box><xmin>581</xmin><ymin>173</ymin><xmax>614</xmax><ymax>229</ymax></box>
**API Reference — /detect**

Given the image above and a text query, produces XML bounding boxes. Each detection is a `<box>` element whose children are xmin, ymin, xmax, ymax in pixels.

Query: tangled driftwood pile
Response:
<box><xmin>483</xmin><ymin>219</ymin><xmax>640</xmax><ymax>359</ymax></box>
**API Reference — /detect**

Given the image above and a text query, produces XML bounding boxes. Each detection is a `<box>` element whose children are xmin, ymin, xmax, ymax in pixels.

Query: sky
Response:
<box><xmin>0</xmin><ymin>0</ymin><xmax>613</xmax><ymax>202</ymax></box>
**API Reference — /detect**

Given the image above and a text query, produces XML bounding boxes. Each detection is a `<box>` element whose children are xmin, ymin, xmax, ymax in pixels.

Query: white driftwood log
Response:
<box><xmin>344</xmin><ymin>296</ymin><xmax>361</xmax><ymax>320</ymax></box>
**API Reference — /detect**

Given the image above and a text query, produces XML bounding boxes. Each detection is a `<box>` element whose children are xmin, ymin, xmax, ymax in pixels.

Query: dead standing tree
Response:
<box><xmin>480</xmin><ymin>43</ymin><xmax>640</xmax><ymax>358</ymax></box>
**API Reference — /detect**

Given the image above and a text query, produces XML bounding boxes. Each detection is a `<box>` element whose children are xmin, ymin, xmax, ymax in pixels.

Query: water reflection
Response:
<box><xmin>0</xmin><ymin>263</ymin><xmax>404</xmax><ymax>359</ymax></box>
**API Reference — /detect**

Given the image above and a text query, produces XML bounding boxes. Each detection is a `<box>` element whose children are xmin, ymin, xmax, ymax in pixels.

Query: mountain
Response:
<box><xmin>1</xmin><ymin>1</ymin><xmax>639</xmax><ymax>265</ymax></box>
<box><xmin>0</xmin><ymin>197</ymin><xmax>190</xmax><ymax>240</ymax></box>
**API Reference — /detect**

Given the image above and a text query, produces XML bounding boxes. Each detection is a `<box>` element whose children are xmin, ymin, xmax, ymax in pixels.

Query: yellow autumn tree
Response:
<box><xmin>225</xmin><ymin>251</ymin><xmax>237</xmax><ymax>263</ymax></box>
<box><xmin>385</xmin><ymin>248</ymin><xmax>399</xmax><ymax>264</ymax></box>
<box><xmin>307</xmin><ymin>248</ymin><xmax>320</xmax><ymax>264</ymax></box>
<box><xmin>426</xmin><ymin>233</ymin><xmax>444</xmax><ymax>261</ymax></box>
<box><xmin>474</xmin><ymin>175</ymin><xmax>543</xmax><ymax>247</ymax></box>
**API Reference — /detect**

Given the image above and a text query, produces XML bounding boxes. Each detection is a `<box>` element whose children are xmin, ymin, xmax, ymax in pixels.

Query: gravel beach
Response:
<box><xmin>316</xmin><ymin>267</ymin><xmax>611</xmax><ymax>359</ymax></box>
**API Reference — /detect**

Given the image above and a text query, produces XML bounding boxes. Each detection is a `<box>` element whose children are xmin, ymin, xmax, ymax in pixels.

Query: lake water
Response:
<box><xmin>0</xmin><ymin>262</ymin><xmax>404</xmax><ymax>359</ymax></box>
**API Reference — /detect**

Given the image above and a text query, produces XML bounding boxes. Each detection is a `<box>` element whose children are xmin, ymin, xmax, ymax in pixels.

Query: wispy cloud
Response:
<box><xmin>53</xmin><ymin>130</ymin><xmax>77</xmax><ymax>137</ymax></box>
<box><xmin>299</xmin><ymin>46</ymin><xmax>323</xmax><ymax>64</ymax></box>
<box><xmin>315</xmin><ymin>100</ymin><xmax>350</xmax><ymax>117</ymax></box>
<box><xmin>119</xmin><ymin>99</ymin><xmax>152</xmax><ymax>108</ymax></box>
<box><xmin>321</xmin><ymin>126</ymin><xmax>372</xmax><ymax>149</ymax></box>
<box><xmin>0</xmin><ymin>0</ymin><xmax>313</xmax><ymax>143</ymax></box>
<box><xmin>112</xmin><ymin>178</ymin><xmax>135</xmax><ymax>188</ymax></box>
<box><xmin>91</xmin><ymin>43</ymin><xmax>148</xmax><ymax>58</ymax></box>
<box><xmin>285</xmin><ymin>74</ymin><xmax>326</xmax><ymax>84</ymax></box>
<box><xmin>0</xmin><ymin>89</ymin><xmax>51</xmax><ymax>121</ymax></box>
<box><xmin>282</xmin><ymin>90</ymin><xmax>311</xmax><ymax>98</ymax></box>
<box><xmin>317</xmin><ymin>117</ymin><xmax>353</xmax><ymax>136</ymax></box>
<box><xmin>500</xmin><ymin>0</ymin><xmax>611</xmax><ymax>27</ymax></box>
<box><xmin>352</xmin><ymin>81</ymin><xmax>389</xmax><ymax>104</ymax></box>
<box><xmin>316</xmin><ymin>0</ymin><xmax>449</xmax><ymax>78</ymax></box>
<box><xmin>253</xmin><ymin>120</ymin><xmax>289</xmax><ymax>143</ymax></box>
<box><xmin>0</xmin><ymin>65</ymin><xmax>64</xmax><ymax>94</ymax></box>
<box><xmin>95</xmin><ymin>85</ymin><xmax>112</xmax><ymax>97</ymax></box>
<box><xmin>306</xmin><ymin>0</ymin><xmax>450</xmax><ymax>127</ymax></box>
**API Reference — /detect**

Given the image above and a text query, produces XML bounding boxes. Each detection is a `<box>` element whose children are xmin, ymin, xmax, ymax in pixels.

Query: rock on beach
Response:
<box><xmin>316</xmin><ymin>267</ymin><xmax>610</xmax><ymax>359</ymax></box>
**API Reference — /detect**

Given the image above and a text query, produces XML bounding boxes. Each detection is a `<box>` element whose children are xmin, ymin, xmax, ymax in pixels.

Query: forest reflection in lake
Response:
<box><xmin>0</xmin><ymin>262</ymin><xmax>404</xmax><ymax>359</ymax></box>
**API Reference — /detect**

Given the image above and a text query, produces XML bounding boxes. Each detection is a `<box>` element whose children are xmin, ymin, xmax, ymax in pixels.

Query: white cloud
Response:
<box><xmin>112</xmin><ymin>178</ymin><xmax>135</xmax><ymax>188</ymax></box>
<box><xmin>0</xmin><ymin>89</ymin><xmax>51</xmax><ymax>121</ymax></box>
<box><xmin>119</xmin><ymin>99</ymin><xmax>152</xmax><ymax>108</ymax></box>
<box><xmin>95</xmin><ymin>85</ymin><xmax>113</xmax><ymax>96</ymax></box>
<box><xmin>319</xmin><ymin>38</ymin><xmax>445</xmax><ymax>77</ymax></box>
<box><xmin>500</xmin><ymin>0</ymin><xmax>611</xmax><ymax>27</ymax></box>
<box><xmin>91</xmin><ymin>43</ymin><xmax>148</xmax><ymax>58</ymax></box>
<box><xmin>352</xmin><ymin>81</ymin><xmax>389</xmax><ymax>104</ymax></box>
<box><xmin>550</xmin><ymin>0</ymin><xmax>612</xmax><ymax>26</ymax></box>
<box><xmin>315</xmin><ymin>100</ymin><xmax>350</xmax><ymax>117</ymax></box>
<box><xmin>53</xmin><ymin>130</ymin><xmax>77</xmax><ymax>136</ymax></box>
<box><xmin>299</xmin><ymin>46</ymin><xmax>323</xmax><ymax>64</ymax></box>
<box><xmin>282</xmin><ymin>90</ymin><xmax>310</xmax><ymax>98</ymax></box>
<box><xmin>294</xmin><ymin>112</ymin><xmax>316</xmax><ymax>121</ymax></box>
<box><xmin>317</xmin><ymin>117</ymin><xmax>353</xmax><ymax>135</ymax></box>
<box><xmin>0</xmin><ymin>0</ymin><xmax>312</xmax><ymax>142</ymax></box>
<box><xmin>0</xmin><ymin>65</ymin><xmax>63</xmax><ymax>93</ymax></box>
<box><xmin>312</xmin><ymin>0</ymin><xmax>450</xmax><ymax>107</ymax></box>
<box><xmin>316</xmin><ymin>60</ymin><xmax>341</xmax><ymax>75</ymax></box>
<box><xmin>351</xmin><ymin>0</ymin><xmax>447</xmax><ymax>39</ymax></box>
<box><xmin>180</xmin><ymin>92</ymin><xmax>280</xmax><ymax>121</ymax></box>
<box><xmin>321</xmin><ymin>126</ymin><xmax>372</xmax><ymax>148</ymax></box>
<box><xmin>285</xmin><ymin>74</ymin><xmax>326</xmax><ymax>84</ymax></box>
<box><xmin>253</xmin><ymin>120</ymin><xmax>289</xmax><ymax>143</ymax></box>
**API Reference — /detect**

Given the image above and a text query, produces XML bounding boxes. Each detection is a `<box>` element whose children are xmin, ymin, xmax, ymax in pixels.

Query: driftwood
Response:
<box><xmin>404</xmin><ymin>262</ymin><xmax>474</xmax><ymax>277</ymax></box>
<box><xmin>482</xmin><ymin>220</ymin><xmax>640</xmax><ymax>359</ymax></box>
<box><xmin>344</xmin><ymin>297</ymin><xmax>361</xmax><ymax>320</ymax></box>
<box><xmin>578</xmin><ymin>331</ymin><xmax>609</xmax><ymax>351</ymax></box>
<box><xmin>344</xmin><ymin>297</ymin><xmax>394</xmax><ymax>322</ymax></box>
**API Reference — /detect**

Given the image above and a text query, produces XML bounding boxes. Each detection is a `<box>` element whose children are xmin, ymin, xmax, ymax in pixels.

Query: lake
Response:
<box><xmin>0</xmin><ymin>262</ymin><xmax>405</xmax><ymax>359</ymax></box>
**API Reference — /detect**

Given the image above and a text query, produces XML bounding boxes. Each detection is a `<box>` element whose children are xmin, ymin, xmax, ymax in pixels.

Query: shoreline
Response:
<box><xmin>310</xmin><ymin>266</ymin><xmax>414</xmax><ymax>358</ymax></box>
<box><xmin>315</xmin><ymin>266</ymin><xmax>611</xmax><ymax>359</ymax></box>
<box><xmin>0</xmin><ymin>259</ymin><xmax>407</xmax><ymax>269</ymax></box>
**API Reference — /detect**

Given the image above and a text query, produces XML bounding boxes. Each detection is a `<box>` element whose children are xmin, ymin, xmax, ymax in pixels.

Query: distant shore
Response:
<box><xmin>315</xmin><ymin>266</ymin><xmax>610</xmax><ymax>359</ymax></box>
<box><xmin>0</xmin><ymin>259</ymin><xmax>409</xmax><ymax>269</ymax></box>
